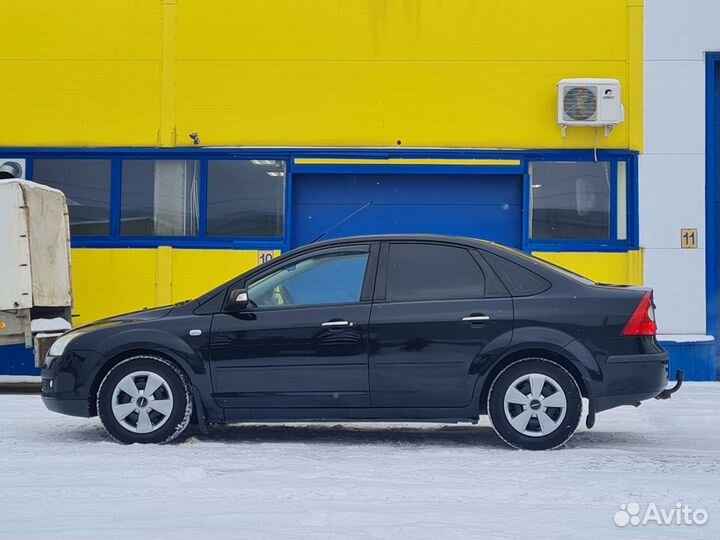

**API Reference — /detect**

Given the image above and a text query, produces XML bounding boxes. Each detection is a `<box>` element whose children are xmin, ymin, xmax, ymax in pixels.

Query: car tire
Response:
<box><xmin>487</xmin><ymin>358</ymin><xmax>582</xmax><ymax>450</ymax></box>
<box><xmin>97</xmin><ymin>355</ymin><xmax>193</xmax><ymax>444</ymax></box>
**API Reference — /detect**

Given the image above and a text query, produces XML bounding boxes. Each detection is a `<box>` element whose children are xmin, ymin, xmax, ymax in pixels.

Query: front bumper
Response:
<box><xmin>41</xmin><ymin>395</ymin><xmax>91</xmax><ymax>417</ymax></box>
<box><xmin>40</xmin><ymin>349</ymin><xmax>106</xmax><ymax>418</ymax></box>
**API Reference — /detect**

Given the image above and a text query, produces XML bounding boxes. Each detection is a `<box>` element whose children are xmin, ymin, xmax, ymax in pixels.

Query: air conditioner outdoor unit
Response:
<box><xmin>0</xmin><ymin>158</ymin><xmax>26</xmax><ymax>179</ymax></box>
<box><xmin>558</xmin><ymin>78</ymin><xmax>624</xmax><ymax>136</ymax></box>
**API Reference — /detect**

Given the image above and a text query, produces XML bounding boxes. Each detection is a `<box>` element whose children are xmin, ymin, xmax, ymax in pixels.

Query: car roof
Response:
<box><xmin>302</xmin><ymin>234</ymin><xmax>496</xmax><ymax>250</ymax></box>
<box><xmin>296</xmin><ymin>234</ymin><xmax>597</xmax><ymax>288</ymax></box>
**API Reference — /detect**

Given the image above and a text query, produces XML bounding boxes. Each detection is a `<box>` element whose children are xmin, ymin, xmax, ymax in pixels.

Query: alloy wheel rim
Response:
<box><xmin>503</xmin><ymin>373</ymin><xmax>567</xmax><ymax>438</ymax></box>
<box><xmin>111</xmin><ymin>371</ymin><xmax>174</xmax><ymax>434</ymax></box>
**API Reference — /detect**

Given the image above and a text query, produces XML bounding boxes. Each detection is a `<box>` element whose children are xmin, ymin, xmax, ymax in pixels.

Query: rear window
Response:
<box><xmin>488</xmin><ymin>244</ymin><xmax>596</xmax><ymax>286</ymax></box>
<box><xmin>482</xmin><ymin>252</ymin><xmax>550</xmax><ymax>297</ymax></box>
<box><xmin>386</xmin><ymin>243</ymin><xmax>485</xmax><ymax>301</ymax></box>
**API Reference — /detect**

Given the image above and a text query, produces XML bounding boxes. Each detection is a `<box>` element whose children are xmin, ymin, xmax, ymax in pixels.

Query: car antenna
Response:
<box><xmin>309</xmin><ymin>200</ymin><xmax>374</xmax><ymax>243</ymax></box>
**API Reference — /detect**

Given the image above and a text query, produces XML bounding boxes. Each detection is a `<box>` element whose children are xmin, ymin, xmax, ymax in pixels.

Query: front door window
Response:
<box><xmin>248</xmin><ymin>249</ymin><xmax>369</xmax><ymax>308</ymax></box>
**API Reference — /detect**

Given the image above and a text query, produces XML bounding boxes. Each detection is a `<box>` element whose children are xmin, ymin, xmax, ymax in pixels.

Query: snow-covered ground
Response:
<box><xmin>1</xmin><ymin>384</ymin><xmax>719</xmax><ymax>540</ymax></box>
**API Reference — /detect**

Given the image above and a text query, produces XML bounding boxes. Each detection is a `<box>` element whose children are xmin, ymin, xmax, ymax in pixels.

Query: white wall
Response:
<box><xmin>642</xmin><ymin>0</ymin><xmax>719</xmax><ymax>335</ymax></box>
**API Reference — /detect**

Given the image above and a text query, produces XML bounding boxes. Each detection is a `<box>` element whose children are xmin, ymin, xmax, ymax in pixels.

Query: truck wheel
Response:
<box><xmin>487</xmin><ymin>358</ymin><xmax>582</xmax><ymax>450</ymax></box>
<box><xmin>97</xmin><ymin>355</ymin><xmax>193</xmax><ymax>444</ymax></box>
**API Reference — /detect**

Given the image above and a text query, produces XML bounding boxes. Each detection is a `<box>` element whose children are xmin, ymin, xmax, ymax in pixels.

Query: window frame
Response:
<box><xmin>526</xmin><ymin>155</ymin><xmax>638</xmax><ymax>252</ymax></box>
<box><xmin>26</xmin><ymin>151</ymin><xmax>290</xmax><ymax>251</ymax></box>
<box><xmin>3</xmin><ymin>148</ymin><xmax>638</xmax><ymax>254</ymax></box>
<box><xmin>205</xmin><ymin>159</ymin><xmax>287</xmax><ymax>239</ymax></box>
<box><xmin>119</xmin><ymin>158</ymin><xmax>202</xmax><ymax>238</ymax></box>
<box><xmin>31</xmin><ymin>157</ymin><xmax>114</xmax><ymax>237</ymax></box>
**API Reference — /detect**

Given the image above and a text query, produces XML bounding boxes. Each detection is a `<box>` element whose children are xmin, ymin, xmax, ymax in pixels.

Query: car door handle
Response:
<box><xmin>321</xmin><ymin>320</ymin><xmax>354</xmax><ymax>328</ymax></box>
<box><xmin>462</xmin><ymin>315</ymin><xmax>491</xmax><ymax>322</ymax></box>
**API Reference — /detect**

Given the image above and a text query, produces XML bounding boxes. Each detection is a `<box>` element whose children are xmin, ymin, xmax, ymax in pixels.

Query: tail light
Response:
<box><xmin>622</xmin><ymin>291</ymin><xmax>657</xmax><ymax>336</ymax></box>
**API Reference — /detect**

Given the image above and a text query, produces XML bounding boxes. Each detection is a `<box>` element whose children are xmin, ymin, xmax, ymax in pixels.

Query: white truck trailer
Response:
<box><xmin>0</xmin><ymin>179</ymin><xmax>73</xmax><ymax>365</ymax></box>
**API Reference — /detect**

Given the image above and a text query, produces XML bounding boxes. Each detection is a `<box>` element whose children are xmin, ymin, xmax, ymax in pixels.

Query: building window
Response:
<box><xmin>121</xmin><ymin>160</ymin><xmax>200</xmax><ymax>236</ymax></box>
<box><xmin>32</xmin><ymin>159</ymin><xmax>111</xmax><ymax>236</ymax></box>
<box><xmin>616</xmin><ymin>161</ymin><xmax>627</xmax><ymax>240</ymax></box>
<box><xmin>207</xmin><ymin>160</ymin><xmax>285</xmax><ymax>237</ymax></box>
<box><xmin>530</xmin><ymin>161</ymin><xmax>611</xmax><ymax>240</ymax></box>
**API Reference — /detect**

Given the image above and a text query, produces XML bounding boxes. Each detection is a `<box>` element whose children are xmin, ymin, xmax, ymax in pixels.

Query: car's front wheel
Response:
<box><xmin>97</xmin><ymin>355</ymin><xmax>193</xmax><ymax>444</ymax></box>
<box><xmin>487</xmin><ymin>358</ymin><xmax>582</xmax><ymax>450</ymax></box>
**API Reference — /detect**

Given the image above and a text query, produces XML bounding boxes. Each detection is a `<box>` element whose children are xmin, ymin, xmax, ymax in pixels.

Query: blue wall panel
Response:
<box><xmin>706</xmin><ymin>57</ymin><xmax>720</xmax><ymax>374</ymax></box>
<box><xmin>0</xmin><ymin>345</ymin><xmax>39</xmax><ymax>376</ymax></box>
<box><xmin>659</xmin><ymin>340</ymin><xmax>718</xmax><ymax>381</ymax></box>
<box><xmin>711</xmin><ymin>61</ymin><xmax>720</xmax><ymax>343</ymax></box>
<box><xmin>291</xmin><ymin>174</ymin><xmax>523</xmax><ymax>248</ymax></box>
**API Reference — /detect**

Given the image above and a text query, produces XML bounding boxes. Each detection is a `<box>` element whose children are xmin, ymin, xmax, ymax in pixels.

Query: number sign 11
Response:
<box><xmin>681</xmin><ymin>228</ymin><xmax>698</xmax><ymax>249</ymax></box>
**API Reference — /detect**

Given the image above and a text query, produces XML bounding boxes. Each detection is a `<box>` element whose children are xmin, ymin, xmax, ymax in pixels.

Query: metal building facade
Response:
<box><xmin>1</xmin><ymin>1</ymin><xmax>676</xmax><ymax>375</ymax></box>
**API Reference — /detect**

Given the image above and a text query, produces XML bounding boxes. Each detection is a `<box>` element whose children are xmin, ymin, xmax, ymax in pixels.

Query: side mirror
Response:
<box><xmin>226</xmin><ymin>288</ymin><xmax>249</xmax><ymax>311</ymax></box>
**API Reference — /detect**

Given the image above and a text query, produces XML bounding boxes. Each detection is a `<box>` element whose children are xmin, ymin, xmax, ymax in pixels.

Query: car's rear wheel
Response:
<box><xmin>487</xmin><ymin>358</ymin><xmax>582</xmax><ymax>450</ymax></box>
<box><xmin>97</xmin><ymin>355</ymin><xmax>193</xmax><ymax>444</ymax></box>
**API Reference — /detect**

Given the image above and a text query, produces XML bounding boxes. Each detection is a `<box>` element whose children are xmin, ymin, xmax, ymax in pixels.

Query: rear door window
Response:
<box><xmin>385</xmin><ymin>243</ymin><xmax>485</xmax><ymax>301</ymax></box>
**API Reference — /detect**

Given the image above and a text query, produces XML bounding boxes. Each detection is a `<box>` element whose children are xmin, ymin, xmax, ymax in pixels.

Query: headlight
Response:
<box><xmin>47</xmin><ymin>330</ymin><xmax>86</xmax><ymax>359</ymax></box>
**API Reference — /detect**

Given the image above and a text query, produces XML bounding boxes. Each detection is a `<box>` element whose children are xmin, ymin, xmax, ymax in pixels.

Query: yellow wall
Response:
<box><xmin>534</xmin><ymin>250</ymin><xmax>644</xmax><ymax>286</ymax></box>
<box><xmin>1</xmin><ymin>1</ymin><xmax>162</xmax><ymax>147</ymax></box>
<box><xmin>69</xmin><ymin>247</ymin><xmax>642</xmax><ymax>326</ymax></box>
<box><xmin>1</xmin><ymin>0</ymin><xmax>642</xmax><ymax>150</ymax></box>
<box><xmin>71</xmin><ymin>248</ymin><xmax>278</xmax><ymax>326</ymax></box>
<box><xmin>3</xmin><ymin>1</ymin><xmax>644</xmax><ymax>324</ymax></box>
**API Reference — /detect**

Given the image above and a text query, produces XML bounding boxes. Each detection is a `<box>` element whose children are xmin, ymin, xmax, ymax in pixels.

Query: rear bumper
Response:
<box><xmin>605</xmin><ymin>352</ymin><xmax>668</xmax><ymax>364</ymax></box>
<box><xmin>595</xmin><ymin>351</ymin><xmax>670</xmax><ymax>412</ymax></box>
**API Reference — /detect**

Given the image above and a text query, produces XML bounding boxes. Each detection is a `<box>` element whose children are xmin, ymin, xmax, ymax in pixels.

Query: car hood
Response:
<box><xmin>69</xmin><ymin>305</ymin><xmax>176</xmax><ymax>334</ymax></box>
<box><xmin>109</xmin><ymin>305</ymin><xmax>176</xmax><ymax>322</ymax></box>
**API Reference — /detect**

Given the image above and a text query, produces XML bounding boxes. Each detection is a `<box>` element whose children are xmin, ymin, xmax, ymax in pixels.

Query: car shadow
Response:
<box><xmin>48</xmin><ymin>420</ymin><xmax>657</xmax><ymax>450</ymax></box>
<box><xmin>186</xmin><ymin>423</ymin><xmax>510</xmax><ymax>448</ymax></box>
<box><xmin>44</xmin><ymin>423</ymin><xmax>109</xmax><ymax>443</ymax></box>
<box><xmin>567</xmin><ymin>428</ymin><xmax>662</xmax><ymax>449</ymax></box>
<box><xmin>184</xmin><ymin>423</ymin><xmax>658</xmax><ymax>450</ymax></box>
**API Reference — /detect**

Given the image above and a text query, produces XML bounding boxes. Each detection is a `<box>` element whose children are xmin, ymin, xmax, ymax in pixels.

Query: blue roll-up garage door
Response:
<box><xmin>291</xmin><ymin>173</ymin><xmax>523</xmax><ymax>249</ymax></box>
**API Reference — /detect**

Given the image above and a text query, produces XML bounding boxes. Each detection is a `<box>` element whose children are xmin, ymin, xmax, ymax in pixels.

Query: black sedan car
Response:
<box><xmin>41</xmin><ymin>235</ymin><xmax>679</xmax><ymax>450</ymax></box>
